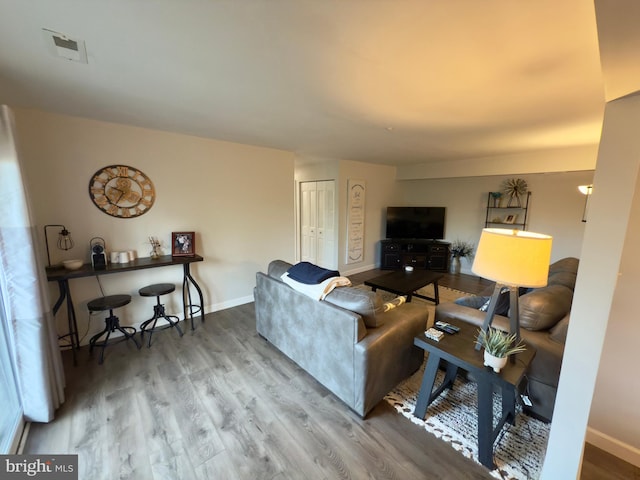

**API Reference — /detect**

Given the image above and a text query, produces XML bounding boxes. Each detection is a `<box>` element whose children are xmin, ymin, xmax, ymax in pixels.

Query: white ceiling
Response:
<box><xmin>0</xmin><ymin>1</ymin><xmax>606</xmax><ymax>166</ymax></box>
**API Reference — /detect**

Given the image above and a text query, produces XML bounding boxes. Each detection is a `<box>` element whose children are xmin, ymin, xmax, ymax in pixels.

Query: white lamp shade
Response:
<box><xmin>472</xmin><ymin>228</ymin><xmax>553</xmax><ymax>288</ymax></box>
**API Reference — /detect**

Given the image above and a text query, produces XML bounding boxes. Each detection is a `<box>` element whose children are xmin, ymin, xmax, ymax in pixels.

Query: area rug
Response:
<box><xmin>384</xmin><ymin>361</ymin><xmax>550</xmax><ymax>480</ymax></box>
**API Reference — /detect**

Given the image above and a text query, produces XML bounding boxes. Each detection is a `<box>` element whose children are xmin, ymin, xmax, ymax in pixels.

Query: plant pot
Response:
<box><xmin>449</xmin><ymin>256</ymin><xmax>461</xmax><ymax>274</ymax></box>
<box><xmin>483</xmin><ymin>351</ymin><xmax>507</xmax><ymax>373</ymax></box>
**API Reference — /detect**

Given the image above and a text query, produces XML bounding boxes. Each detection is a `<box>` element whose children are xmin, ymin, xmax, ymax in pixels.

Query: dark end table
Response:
<box><xmin>364</xmin><ymin>269</ymin><xmax>444</xmax><ymax>303</ymax></box>
<box><xmin>413</xmin><ymin>320</ymin><xmax>536</xmax><ymax>469</ymax></box>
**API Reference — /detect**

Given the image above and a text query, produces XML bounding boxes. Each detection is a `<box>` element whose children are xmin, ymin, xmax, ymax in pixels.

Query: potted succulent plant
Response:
<box><xmin>477</xmin><ymin>327</ymin><xmax>526</xmax><ymax>373</ymax></box>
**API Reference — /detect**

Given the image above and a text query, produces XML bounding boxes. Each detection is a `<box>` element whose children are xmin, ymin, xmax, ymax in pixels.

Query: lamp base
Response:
<box><xmin>475</xmin><ymin>284</ymin><xmax>521</xmax><ymax>350</ymax></box>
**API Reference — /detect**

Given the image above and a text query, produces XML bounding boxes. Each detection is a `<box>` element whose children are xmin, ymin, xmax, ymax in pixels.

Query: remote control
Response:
<box><xmin>434</xmin><ymin>325</ymin><xmax>456</xmax><ymax>335</ymax></box>
<box><xmin>435</xmin><ymin>321</ymin><xmax>460</xmax><ymax>333</ymax></box>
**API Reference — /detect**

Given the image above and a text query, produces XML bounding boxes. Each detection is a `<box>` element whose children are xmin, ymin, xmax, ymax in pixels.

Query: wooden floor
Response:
<box><xmin>23</xmin><ymin>269</ymin><xmax>638</xmax><ymax>479</ymax></box>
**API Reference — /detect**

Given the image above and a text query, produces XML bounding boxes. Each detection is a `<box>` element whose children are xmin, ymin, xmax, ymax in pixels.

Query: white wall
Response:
<box><xmin>543</xmin><ymin>94</ymin><xmax>640</xmax><ymax>477</ymax></box>
<box><xmin>396</xmin><ymin>171</ymin><xmax>594</xmax><ymax>273</ymax></box>
<box><xmin>587</xmin><ymin>163</ymin><xmax>640</xmax><ymax>461</ymax></box>
<box><xmin>14</xmin><ymin>108</ymin><xmax>295</xmax><ymax>343</ymax></box>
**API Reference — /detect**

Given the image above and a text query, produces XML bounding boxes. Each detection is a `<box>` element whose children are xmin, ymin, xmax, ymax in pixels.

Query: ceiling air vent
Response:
<box><xmin>42</xmin><ymin>28</ymin><xmax>88</xmax><ymax>64</ymax></box>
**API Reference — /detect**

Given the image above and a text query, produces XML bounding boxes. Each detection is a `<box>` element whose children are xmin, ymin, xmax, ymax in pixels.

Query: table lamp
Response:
<box><xmin>44</xmin><ymin>224</ymin><xmax>74</xmax><ymax>267</ymax></box>
<box><xmin>472</xmin><ymin>228</ymin><xmax>552</xmax><ymax>349</ymax></box>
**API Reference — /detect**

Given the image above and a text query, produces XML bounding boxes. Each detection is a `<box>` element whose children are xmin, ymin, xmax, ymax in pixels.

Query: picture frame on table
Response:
<box><xmin>172</xmin><ymin>231</ymin><xmax>195</xmax><ymax>257</ymax></box>
<box><xmin>503</xmin><ymin>214</ymin><xmax>518</xmax><ymax>224</ymax></box>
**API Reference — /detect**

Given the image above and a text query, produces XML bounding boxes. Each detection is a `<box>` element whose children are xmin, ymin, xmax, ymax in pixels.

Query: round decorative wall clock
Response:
<box><xmin>88</xmin><ymin>165</ymin><xmax>155</xmax><ymax>218</ymax></box>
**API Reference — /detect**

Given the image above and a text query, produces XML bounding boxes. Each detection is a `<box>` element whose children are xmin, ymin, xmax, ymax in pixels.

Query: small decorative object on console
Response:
<box><xmin>90</xmin><ymin>237</ymin><xmax>107</xmax><ymax>269</ymax></box>
<box><xmin>62</xmin><ymin>259</ymin><xmax>83</xmax><ymax>270</ymax></box>
<box><xmin>172</xmin><ymin>231</ymin><xmax>195</xmax><ymax>257</ymax></box>
<box><xmin>148</xmin><ymin>236</ymin><xmax>163</xmax><ymax>259</ymax></box>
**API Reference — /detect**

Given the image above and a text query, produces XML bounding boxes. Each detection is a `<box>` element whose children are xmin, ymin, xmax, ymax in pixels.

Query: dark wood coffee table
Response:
<box><xmin>364</xmin><ymin>269</ymin><xmax>444</xmax><ymax>303</ymax></box>
<box><xmin>413</xmin><ymin>320</ymin><xmax>536</xmax><ymax>469</ymax></box>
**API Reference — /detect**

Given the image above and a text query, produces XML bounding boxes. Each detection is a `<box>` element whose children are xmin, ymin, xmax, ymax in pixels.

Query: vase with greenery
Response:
<box><xmin>449</xmin><ymin>239</ymin><xmax>474</xmax><ymax>274</ymax></box>
<box><xmin>477</xmin><ymin>327</ymin><xmax>526</xmax><ymax>372</ymax></box>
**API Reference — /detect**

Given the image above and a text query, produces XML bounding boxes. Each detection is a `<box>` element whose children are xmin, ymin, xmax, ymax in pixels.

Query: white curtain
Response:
<box><xmin>0</xmin><ymin>105</ymin><xmax>65</xmax><ymax>422</ymax></box>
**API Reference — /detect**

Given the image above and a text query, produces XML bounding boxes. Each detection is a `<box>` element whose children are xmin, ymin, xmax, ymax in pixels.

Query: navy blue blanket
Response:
<box><xmin>287</xmin><ymin>262</ymin><xmax>340</xmax><ymax>285</ymax></box>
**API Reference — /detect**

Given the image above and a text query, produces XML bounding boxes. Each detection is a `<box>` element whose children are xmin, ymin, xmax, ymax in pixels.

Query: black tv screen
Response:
<box><xmin>385</xmin><ymin>207</ymin><xmax>446</xmax><ymax>240</ymax></box>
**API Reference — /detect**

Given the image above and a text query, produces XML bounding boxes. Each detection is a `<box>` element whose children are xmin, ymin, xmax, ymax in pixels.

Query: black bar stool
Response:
<box><xmin>139</xmin><ymin>283</ymin><xmax>184</xmax><ymax>347</ymax></box>
<box><xmin>88</xmin><ymin>294</ymin><xmax>141</xmax><ymax>364</ymax></box>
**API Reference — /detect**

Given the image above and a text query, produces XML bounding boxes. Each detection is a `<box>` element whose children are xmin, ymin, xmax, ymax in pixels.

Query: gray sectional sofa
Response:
<box><xmin>254</xmin><ymin>260</ymin><xmax>428</xmax><ymax>417</ymax></box>
<box><xmin>435</xmin><ymin>257</ymin><xmax>578</xmax><ymax>422</ymax></box>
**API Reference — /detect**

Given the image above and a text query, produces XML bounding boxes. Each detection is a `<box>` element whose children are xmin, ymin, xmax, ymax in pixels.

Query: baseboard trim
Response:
<box><xmin>586</xmin><ymin>426</ymin><xmax>640</xmax><ymax>468</ymax></box>
<box><xmin>342</xmin><ymin>263</ymin><xmax>377</xmax><ymax>276</ymax></box>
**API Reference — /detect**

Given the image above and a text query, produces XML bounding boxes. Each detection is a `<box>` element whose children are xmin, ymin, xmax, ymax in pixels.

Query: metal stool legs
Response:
<box><xmin>89</xmin><ymin>309</ymin><xmax>141</xmax><ymax>364</ymax></box>
<box><xmin>140</xmin><ymin>296</ymin><xmax>183</xmax><ymax>347</ymax></box>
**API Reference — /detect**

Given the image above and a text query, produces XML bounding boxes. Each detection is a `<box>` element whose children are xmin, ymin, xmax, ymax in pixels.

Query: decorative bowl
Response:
<box><xmin>62</xmin><ymin>259</ymin><xmax>83</xmax><ymax>270</ymax></box>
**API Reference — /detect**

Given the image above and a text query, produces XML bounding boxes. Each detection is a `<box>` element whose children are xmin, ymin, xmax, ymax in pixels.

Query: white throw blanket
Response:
<box><xmin>281</xmin><ymin>273</ymin><xmax>352</xmax><ymax>300</ymax></box>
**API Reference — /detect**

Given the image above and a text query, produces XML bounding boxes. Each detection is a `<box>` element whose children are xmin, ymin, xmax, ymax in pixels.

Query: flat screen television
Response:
<box><xmin>385</xmin><ymin>206</ymin><xmax>445</xmax><ymax>240</ymax></box>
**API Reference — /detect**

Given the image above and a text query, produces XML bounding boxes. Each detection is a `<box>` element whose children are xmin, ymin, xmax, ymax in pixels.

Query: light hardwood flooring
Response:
<box><xmin>23</xmin><ymin>270</ymin><xmax>638</xmax><ymax>479</ymax></box>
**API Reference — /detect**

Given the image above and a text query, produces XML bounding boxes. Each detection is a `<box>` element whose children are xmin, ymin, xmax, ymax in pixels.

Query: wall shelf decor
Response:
<box><xmin>484</xmin><ymin>191</ymin><xmax>531</xmax><ymax>230</ymax></box>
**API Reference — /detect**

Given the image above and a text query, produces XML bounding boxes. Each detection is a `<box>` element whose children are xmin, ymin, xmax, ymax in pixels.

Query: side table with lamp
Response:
<box><xmin>412</xmin><ymin>227</ymin><xmax>553</xmax><ymax>469</ymax></box>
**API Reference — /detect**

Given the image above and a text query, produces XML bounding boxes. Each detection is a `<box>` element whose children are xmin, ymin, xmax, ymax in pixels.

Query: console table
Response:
<box><xmin>46</xmin><ymin>254</ymin><xmax>205</xmax><ymax>361</ymax></box>
<box><xmin>413</xmin><ymin>320</ymin><xmax>535</xmax><ymax>469</ymax></box>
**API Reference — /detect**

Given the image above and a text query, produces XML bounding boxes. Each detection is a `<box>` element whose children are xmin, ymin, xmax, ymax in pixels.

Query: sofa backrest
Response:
<box><xmin>519</xmin><ymin>257</ymin><xmax>579</xmax><ymax>331</ymax></box>
<box><xmin>266</xmin><ymin>260</ymin><xmax>388</xmax><ymax>328</ymax></box>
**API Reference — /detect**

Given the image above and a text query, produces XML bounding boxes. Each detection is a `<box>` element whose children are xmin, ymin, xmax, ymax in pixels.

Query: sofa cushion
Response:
<box><xmin>519</xmin><ymin>285</ymin><xmax>573</xmax><ymax>331</ymax></box>
<box><xmin>324</xmin><ymin>287</ymin><xmax>386</xmax><ymax>328</ymax></box>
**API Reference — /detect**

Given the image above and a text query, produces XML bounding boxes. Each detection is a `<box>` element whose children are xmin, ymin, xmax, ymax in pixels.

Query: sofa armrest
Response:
<box><xmin>353</xmin><ymin>303</ymin><xmax>427</xmax><ymax>415</ymax></box>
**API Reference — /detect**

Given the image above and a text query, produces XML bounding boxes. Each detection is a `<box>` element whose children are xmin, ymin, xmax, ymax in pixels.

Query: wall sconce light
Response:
<box><xmin>578</xmin><ymin>185</ymin><xmax>593</xmax><ymax>223</ymax></box>
<box><xmin>44</xmin><ymin>224</ymin><xmax>74</xmax><ymax>267</ymax></box>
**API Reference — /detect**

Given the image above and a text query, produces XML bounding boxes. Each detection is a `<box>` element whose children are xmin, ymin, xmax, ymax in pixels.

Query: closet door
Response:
<box><xmin>299</xmin><ymin>180</ymin><xmax>336</xmax><ymax>269</ymax></box>
<box><xmin>316</xmin><ymin>181</ymin><xmax>336</xmax><ymax>269</ymax></box>
<box><xmin>300</xmin><ymin>182</ymin><xmax>317</xmax><ymax>263</ymax></box>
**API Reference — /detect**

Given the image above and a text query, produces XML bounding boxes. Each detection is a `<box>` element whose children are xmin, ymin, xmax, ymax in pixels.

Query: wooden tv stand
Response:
<box><xmin>380</xmin><ymin>239</ymin><xmax>450</xmax><ymax>272</ymax></box>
